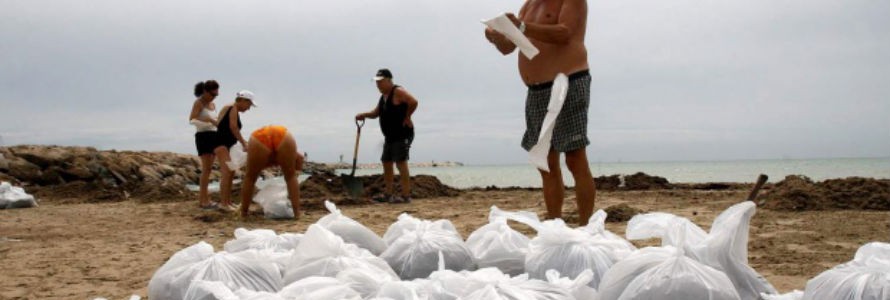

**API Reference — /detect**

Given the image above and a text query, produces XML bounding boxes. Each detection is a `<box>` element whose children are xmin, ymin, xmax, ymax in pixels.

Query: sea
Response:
<box><xmin>335</xmin><ymin>157</ymin><xmax>890</xmax><ymax>189</ymax></box>
<box><xmin>188</xmin><ymin>157</ymin><xmax>890</xmax><ymax>191</ymax></box>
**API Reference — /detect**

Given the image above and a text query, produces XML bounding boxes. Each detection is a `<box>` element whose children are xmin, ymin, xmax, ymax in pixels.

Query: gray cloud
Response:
<box><xmin>1</xmin><ymin>0</ymin><xmax>888</xmax><ymax>164</ymax></box>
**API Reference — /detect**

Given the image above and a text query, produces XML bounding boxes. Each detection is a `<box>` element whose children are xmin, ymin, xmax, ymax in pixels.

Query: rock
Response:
<box><xmin>0</xmin><ymin>153</ymin><xmax>9</xmax><ymax>172</ymax></box>
<box><xmin>6</xmin><ymin>157</ymin><xmax>43</xmax><ymax>183</ymax></box>
<box><xmin>139</xmin><ymin>165</ymin><xmax>163</xmax><ymax>181</ymax></box>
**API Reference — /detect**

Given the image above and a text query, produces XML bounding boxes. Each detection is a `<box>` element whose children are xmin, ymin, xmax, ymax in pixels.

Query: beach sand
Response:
<box><xmin>1</xmin><ymin>188</ymin><xmax>888</xmax><ymax>299</ymax></box>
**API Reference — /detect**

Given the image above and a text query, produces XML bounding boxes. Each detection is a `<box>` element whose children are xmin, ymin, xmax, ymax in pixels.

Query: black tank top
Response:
<box><xmin>216</xmin><ymin>106</ymin><xmax>242</xmax><ymax>146</ymax></box>
<box><xmin>377</xmin><ymin>85</ymin><xmax>413</xmax><ymax>142</ymax></box>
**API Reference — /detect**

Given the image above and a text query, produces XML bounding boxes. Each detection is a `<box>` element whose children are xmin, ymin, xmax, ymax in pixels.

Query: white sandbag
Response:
<box><xmin>617</xmin><ymin>254</ymin><xmax>741</xmax><ymax>300</ymax></box>
<box><xmin>317</xmin><ymin>201</ymin><xmax>387</xmax><ymax>255</ymax></box>
<box><xmin>546</xmin><ymin>269</ymin><xmax>600</xmax><ymax>300</ymax></box>
<box><xmin>456</xmin><ymin>268</ymin><xmax>575</xmax><ymax>300</ymax></box>
<box><xmin>763</xmin><ymin>290</ymin><xmax>803</xmax><ymax>300</ymax></box>
<box><xmin>277</xmin><ymin>276</ymin><xmax>363</xmax><ymax>300</ymax></box>
<box><xmin>186</xmin><ymin>277</ymin><xmax>363</xmax><ymax>300</ymax></box>
<box><xmin>598</xmin><ymin>246</ymin><xmax>679</xmax><ymax>300</ymax></box>
<box><xmin>148</xmin><ymin>242</ymin><xmax>282</xmax><ymax>300</ymax></box>
<box><xmin>579</xmin><ymin>209</ymin><xmax>638</xmax><ymax>262</ymax></box>
<box><xmin>337</xmin><ymin>267</ymin><xmax>399</xmax><ymax>299</ymax></box>
<box><xmin>626</xmin><ymin>201</ymin><xmax>777</xmax><ymax>299</ymax></box>
<box><xmin>802</xmin><ymin>242</ymin><xmax>890</xmax><ymax>300</ymax></box>
<box><xmin>252</xmin><ymin>180</ymin><xmax>294</xmax><ymax>219</ymax></box>
<box><xmin>465</xmin><ymin>206</ymin><xmax>535</xmax><ymax>276</ymax></box>
<box><xmin>0</xmin><ymin>181</ymin><xmax>37</xmax><ymax>209</ymax></box>
<box><xmin>510</xmin><ymin>216</ymin><xmax>614</xmax><ymax>289</ymax></box>
<box><xmin>223</xmin><ymin>228</ymin><xmax>302</xmax><ymax>253</ymax></box>
<box><xmin>373</xmin><ymin>280</ymin><xmax>429</xmax><ymax>300</ymax></box>
<box><xmin>226</xmin><ymin>148</ymin><xmax>247</xmax><ymax>171</ymax></box>
<box><xmin>383</xmin><ymin>213</ymin><xmax>459</xmax><ymax>245</ymax></box>
<box><xmin>381</xmin><ymin>214</ymin><xmax>476</xmax><ymax>280</ymax></box>
<box><xmin>283</xmin><ymin>224</ymin><xmax>398</xmax><ymax>284</ymax></box>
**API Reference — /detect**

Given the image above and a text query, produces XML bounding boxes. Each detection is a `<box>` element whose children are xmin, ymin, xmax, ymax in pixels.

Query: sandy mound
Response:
<box><xmin>300</xmin><ymin>172</ymin><xmax>460</xmax><ymax>203</ymax></box>
<box><xmin>604</xmin><ymin>203</ymin><xmax>644</xmax><ymax>222</ymax></box>
<box><xmin>761</xmin><ymin>175</ymin><xmax>890</xmax><ymax>211</ymax></box>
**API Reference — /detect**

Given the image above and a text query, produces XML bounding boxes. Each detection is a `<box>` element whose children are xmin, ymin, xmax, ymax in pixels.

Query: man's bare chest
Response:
<box><xmin>522</xmin><ymin>0</ymin><xmax>564</xmax><ymax>24</ymax></box>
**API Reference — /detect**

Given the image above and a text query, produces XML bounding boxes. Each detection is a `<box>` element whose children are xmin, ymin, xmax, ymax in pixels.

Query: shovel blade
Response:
<box><xmin>341</xmin><ymin>175</ymin><xmax>364</xmax><ymax>198</ymax></box>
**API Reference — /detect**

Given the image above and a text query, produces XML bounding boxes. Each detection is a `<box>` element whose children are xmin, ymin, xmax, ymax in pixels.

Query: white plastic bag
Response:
<box><xmin>0</xmin><ymin>181</ymin><xmax>37</xmax><ymax>209</ymax></box>
<box><xmin>481</xmin><ymin>13</ymin><xmax>540</xmax><ymax>59</ymax></box>
<box><xmin>317</xmin><ymin>201</ymin><xmax>387</xmax><ymax>255</ymax></box>
<box><xmin>223</xmin><ymin>228</ymin><xmax>301</xmax><ymax>253</ymax></box>
<box><xmin>626</xmin><ymin>201</ymin><xmax>777</xmax><ymax>299</ymax></box>
<box><xmin>465</xmin><ymin>206</ymin><xmax>535</xmax><ymax>276</ymax></box>
<box><xmin>283</xmin><ymin>224</ymin><xmax>398</xmax><ymax>284</ymax></box>
<box><xmin>802</xmin><ymin>242</ymin><xmax>890</xmax><ymax>300</ymax></box>
<box><xmin>579</xmin><ymin>209</ymin><xmax>638</xmax><ymax>262</ymax></box>
<box><xmin>253</xmin><ymin>179</ymin><xmax>294</xmax><ymax>219</ymax></box>
<box><xmin>381</xmin><ymin>214</ymin><xmax>477</xmax><ymax>280</ymax></box>
<box><xmin>546</xmin><ymin>269</ymin><xmax>600</xmax><ymax>300</ymax></box>
<box><xmin>186</xmin><ymin>277</ymin><xmax>363</xmax><ymax>300</ymax></box>
<box><xmin>226</xmin><ymin>148</ymin><xmax>247</xmax><ymax>171</ymax></box>
<box><xmin>148</xmin><ymin>242</ymin><xmax>282</xmax><ymax>300</ymax></box>
<box><xmin>763</xmin><ymin>290</ymin><xmax>803</xmax><ymax>300</ymax></box>
<box><xmin>508</xmin><ymin>215</ymin><xmax>615</xmax><ymax>289</ymax></box>
<box><xmin>337</xmin><ymin>267</ymin><xmax>399</xmax><ymax>299</ymax></box>
<box><xmin>527</xmin><ymin>73</ymin><xmax>568</xmax><ymax>172</ymax></box>
<box><xmin>617</xmin><ymin>254</ymin><xmax>741</xmax><ymax>300</ymax></box>
<box><xmin>598</xmin><ymin>246</ymin><xmax>679</xmax><ymax>300</ymax></box>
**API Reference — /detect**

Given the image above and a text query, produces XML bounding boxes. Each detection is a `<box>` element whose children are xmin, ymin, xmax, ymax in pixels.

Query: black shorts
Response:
<box><xmin>195</xmin><ymin>132</ymin><xmax>219</xmax><ymax>155</ymax></box>
<box><xmin>381</xmin><ymin>134</ymin><xmax>413</xmax><ymax>162</ymax></box>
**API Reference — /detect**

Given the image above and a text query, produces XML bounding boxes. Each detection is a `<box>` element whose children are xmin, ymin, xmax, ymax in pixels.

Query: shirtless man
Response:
<box><xmin>484</xmin><ymin>0</ymin><xmax>596</xmax><ymax>225</ymax></box>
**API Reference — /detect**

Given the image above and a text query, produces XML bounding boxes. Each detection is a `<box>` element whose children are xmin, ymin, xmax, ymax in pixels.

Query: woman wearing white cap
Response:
<box><xmin>214</xmin><ymin>90</ymin><xmax>255</xmax><ymax>210</ymax></box>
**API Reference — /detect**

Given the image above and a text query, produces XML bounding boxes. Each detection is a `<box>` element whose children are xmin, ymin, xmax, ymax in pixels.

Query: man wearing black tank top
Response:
<box><xmin>355</xmin><ymin>68</ymin><xmax>419</xmax><ymax>203</ymax></box>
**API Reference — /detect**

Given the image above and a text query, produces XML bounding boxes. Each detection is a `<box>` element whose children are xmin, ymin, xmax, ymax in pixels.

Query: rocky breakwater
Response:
<box><xmin>0</xmin><ymin>145</ymin><xmax>202</xmax><ymax>202</ymax></box>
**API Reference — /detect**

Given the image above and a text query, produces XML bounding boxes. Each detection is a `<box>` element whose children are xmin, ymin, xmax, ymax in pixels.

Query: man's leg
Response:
<box><xmin>395</xmin><ymin>160</ymin><xmax>411</xmax><ymax>198</ymax></box>
<box><xmin>382</xmin><ymin>160</ymin><xmax>395</xmax><ymax>196</ymax></box>
<box><xmin>565</xmin><ymin>147</ymin><xmax>596</xmax><ymax>226</ymax></box>
<box><xmin>539</xmin><ymin>149</ymin><xmax>565</xmax><ymax>220</ymax></box>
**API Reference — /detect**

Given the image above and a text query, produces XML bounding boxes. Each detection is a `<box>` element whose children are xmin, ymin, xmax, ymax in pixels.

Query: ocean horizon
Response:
<box><xmin>335</xmin><ymin>157</ymin><xmax>890</xmax><ymax>189</ymax></box>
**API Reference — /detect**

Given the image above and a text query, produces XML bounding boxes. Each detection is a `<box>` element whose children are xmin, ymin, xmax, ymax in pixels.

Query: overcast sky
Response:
<box><xmin>1</xmin><ymin>0</ymin><xmax>888</xmax><ymax>165</ymax></box>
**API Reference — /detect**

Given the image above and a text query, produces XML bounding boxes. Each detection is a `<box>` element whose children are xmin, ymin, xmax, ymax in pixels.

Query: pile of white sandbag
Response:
<box><xmin>0</xmin><ymin>181</ymin><xmax>37</xmax><ymax>209</ymax></box>
<box><xmin>146</xmin><ymin>200</ymin><xmax>890</xmax><ymax>300</ymax></box>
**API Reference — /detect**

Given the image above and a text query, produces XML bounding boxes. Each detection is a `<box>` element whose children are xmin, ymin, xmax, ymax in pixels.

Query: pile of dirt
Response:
<box><xmin>595</xmin><ymin>172</ymin><xmax>672</xmax><ymax>191</ymax></box>
<box><xmin>604</xmin><ymin>203</ymin><xmax>644</xmax><ymax>222</ymax></box>
<box><xmin>1</xmin><ymin>145</ymin><xmax>202</xmax><ymax>202</ymax></box>
<box><xmin>300</xmin><ymin>172</ymin><xmax>460</xmax><ymax>202</ymax></box>
<box><xmin>761</xmin><ymin>175</ymin><xmax>890</xmax><ymax>211</ymax></box>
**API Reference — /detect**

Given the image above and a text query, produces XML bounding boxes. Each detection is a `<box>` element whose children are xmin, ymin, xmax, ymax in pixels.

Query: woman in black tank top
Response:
<box><xmin>213</xmin><ymin>91</ymin><xmax>255</xmax><ymax>210</ymax></box>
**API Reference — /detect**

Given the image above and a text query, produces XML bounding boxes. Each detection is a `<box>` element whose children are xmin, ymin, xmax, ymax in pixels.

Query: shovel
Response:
<box><xmin>342</xmin><ymin>119</ymin><xmax>365</xmax><ymax>199</ymax></box>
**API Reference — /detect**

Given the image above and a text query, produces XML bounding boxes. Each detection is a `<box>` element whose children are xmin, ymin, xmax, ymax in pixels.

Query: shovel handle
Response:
<box><xmin>748</xmin><ymin>174</ymin><xmax>768</xmax><ymax>201</ymax></box>
<box><xmin>351</xmin><ymin>120</ymin><xmax>364</xmax><ymax>176</ymax></box>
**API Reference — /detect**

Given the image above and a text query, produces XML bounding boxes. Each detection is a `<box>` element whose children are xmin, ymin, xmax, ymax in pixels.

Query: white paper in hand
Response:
<box><xmin>482</xmin><ymin>13</ymin><xmax>540</xmax><ymax>59</ymax></box>
<box><xmin>528</xmin><ymin>73</ymin><xmax>569</xmax><ymax>172</ymax></box>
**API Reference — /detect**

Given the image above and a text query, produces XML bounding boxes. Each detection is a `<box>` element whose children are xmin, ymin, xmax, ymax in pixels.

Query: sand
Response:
<box><xmin>1</xmin><ymin>188</ymin><xmax>889</xmax><ymax>299</ymax></box>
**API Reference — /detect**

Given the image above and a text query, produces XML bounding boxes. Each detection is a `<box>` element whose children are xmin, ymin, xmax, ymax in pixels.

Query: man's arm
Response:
<box><xmin>395</xmin><ymin>88</ymin><xmax>419</xmax><ymax>128</ymax></box>
<box><xmin>508</xmin><ymin>0</ymin><xmax>586</xmax><ymax>45</ymax></box>
<box><xmin>355</xmin><ymin>105</ymin><xmax>380</xmax><ymax>120</ymax></box>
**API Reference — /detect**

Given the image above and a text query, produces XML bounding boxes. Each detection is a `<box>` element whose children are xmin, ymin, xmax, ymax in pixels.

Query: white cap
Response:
<box><xmin>236</xmin><ymin>90</ymin><xmax>257</xmax><ymax>107</ymax></box>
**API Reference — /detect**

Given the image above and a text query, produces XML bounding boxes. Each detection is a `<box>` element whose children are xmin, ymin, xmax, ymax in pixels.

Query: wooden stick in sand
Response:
<box><xmin>748</xmin><ymin>174</ymin><xmax>769</xmax><ymax>204</ymax></box>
